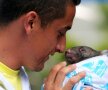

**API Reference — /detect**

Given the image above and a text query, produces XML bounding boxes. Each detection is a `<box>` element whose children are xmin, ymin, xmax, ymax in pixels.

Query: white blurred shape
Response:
<box><xmin>75</xmin><ymin>5</ymin><xmax>103</xmax><ymax>23</ymax></box>
<box><xmin>67</xmin><ymin>4</ymin><xmax>105</xmax><ymax>47</ymax></box>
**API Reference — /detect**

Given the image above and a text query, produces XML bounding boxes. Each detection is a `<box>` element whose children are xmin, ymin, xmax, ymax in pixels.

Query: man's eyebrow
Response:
<box><xmin>65</xmin><ymin>26</ymin><xmax>71</xmax><ymax>30</ymax></box>
<box><xmin>61</xmin><ymin>26</ymin><xmax>71</xmax><ymax>34</ymax></box>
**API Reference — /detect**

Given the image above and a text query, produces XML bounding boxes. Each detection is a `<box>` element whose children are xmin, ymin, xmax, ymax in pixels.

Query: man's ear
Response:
<box><xmin>24</xmin><ymin>11</ymin><xmax>38</xmax><ymax>34</ymax></box>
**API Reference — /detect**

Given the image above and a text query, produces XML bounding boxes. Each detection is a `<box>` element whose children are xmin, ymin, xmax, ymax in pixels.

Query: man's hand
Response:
<box><xmin>44</xmin><ymin>61</ymin><xmax>92</xmax><ymax>90</ymax></box>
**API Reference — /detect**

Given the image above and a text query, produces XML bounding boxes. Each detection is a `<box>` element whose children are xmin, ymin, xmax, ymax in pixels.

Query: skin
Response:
<box><xmin>0</xmin><ymin>4</ymin><xmax>92</xmax><ymax>90</ymax></box>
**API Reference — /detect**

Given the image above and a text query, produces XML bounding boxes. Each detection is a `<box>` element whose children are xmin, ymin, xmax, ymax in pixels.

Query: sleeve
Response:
<box><xmin>0</xmin><ymin>81</ymin><xmax>7</xmax><ymax>90</ymax></box>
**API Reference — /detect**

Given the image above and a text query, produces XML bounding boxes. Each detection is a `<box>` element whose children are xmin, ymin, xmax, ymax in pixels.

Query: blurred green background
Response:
<box><xmin>28</xmin><ymin>1</ymin><xmax>108</xmax><ymax>90</ymax></box>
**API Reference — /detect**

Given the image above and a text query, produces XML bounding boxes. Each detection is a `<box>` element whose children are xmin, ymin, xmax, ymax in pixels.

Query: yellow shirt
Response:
<box><xmin>0</xmin><ymin>62</ymin><xmax>22</xmax><ymax>90</ymax></box>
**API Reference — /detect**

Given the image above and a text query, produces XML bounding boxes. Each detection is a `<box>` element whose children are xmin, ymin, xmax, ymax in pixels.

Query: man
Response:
<box><xmin>0</xmin><ymin>0</ymin><xmax>91</xmax><ymax>90</ymax></box>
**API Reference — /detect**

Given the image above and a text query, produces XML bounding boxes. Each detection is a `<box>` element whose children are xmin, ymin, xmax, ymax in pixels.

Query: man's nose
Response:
<box><xmin>65</xmin><ymin>49</ymin><xmax>71</xmax><ymax>55</ymax></box>
<box><xmin>55</xmin><ymin>36</ymin><xmax>66</xmax><ymax>53</ymax></box>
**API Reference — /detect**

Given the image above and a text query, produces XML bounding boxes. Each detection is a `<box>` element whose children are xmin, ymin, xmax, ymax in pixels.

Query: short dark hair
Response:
<box><xmin>0</xmin><ymin>0</ymin><xmax>81</xmax><ymax>27</ymax></box>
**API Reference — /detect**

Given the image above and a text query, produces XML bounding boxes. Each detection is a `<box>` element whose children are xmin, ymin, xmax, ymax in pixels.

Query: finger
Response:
<box><xmin>46</xmin><ymin>61</ymin><xmax>67</xmax><ymax>84</ymax></box>
<box><xmin>63</xmin><ymin>71</ymin><xmax>86</xmax><ymax>90</ymax></box>
<box><xmin>54</xmin><ymin>64</ymin><xmax>76</xmax><ymax>87</ymax></box>
<box><xmin>84</xmin><ymin>87</ymin><xmax>93</xmax><ymax>90</ymax></box>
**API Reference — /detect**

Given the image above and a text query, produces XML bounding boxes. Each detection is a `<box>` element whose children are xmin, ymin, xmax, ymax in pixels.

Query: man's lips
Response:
<box><xmin>50</xmin><ymin>51</ymin><xmax>55</xmax><ymax>56</ymax></box>
<box><xmin>45</xmin><ymin>56</ymin><xmax>49</xmax><ymax>60</ymax></box>
<box><xmin>43</xmin><ymin>56</ymin><xmax>49</xmax><ymax>61</ymax></box>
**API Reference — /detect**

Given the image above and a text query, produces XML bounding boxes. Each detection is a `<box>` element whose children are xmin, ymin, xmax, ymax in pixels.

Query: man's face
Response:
<box><xmin>24</xmin><ymin>5</ymin><xmax>76</xmax><ymax>71</ymax></box>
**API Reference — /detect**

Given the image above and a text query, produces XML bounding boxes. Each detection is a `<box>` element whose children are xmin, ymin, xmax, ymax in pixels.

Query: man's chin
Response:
<box><xmin>35</xmin><ymin>67</ymin><xmax>44</xmax><ymax>72</ymax></box>
<box><xmin>33</xmin><ymin>65</ymin><xmax>44</xmax><ymax>72</ymax></box>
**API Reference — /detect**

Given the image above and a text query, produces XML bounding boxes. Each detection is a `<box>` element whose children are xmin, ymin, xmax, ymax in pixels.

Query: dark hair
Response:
<box><xmin>0</xmin><ymin>0</ymin><xmax>81</xmax><ymax>27</ymax></box>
